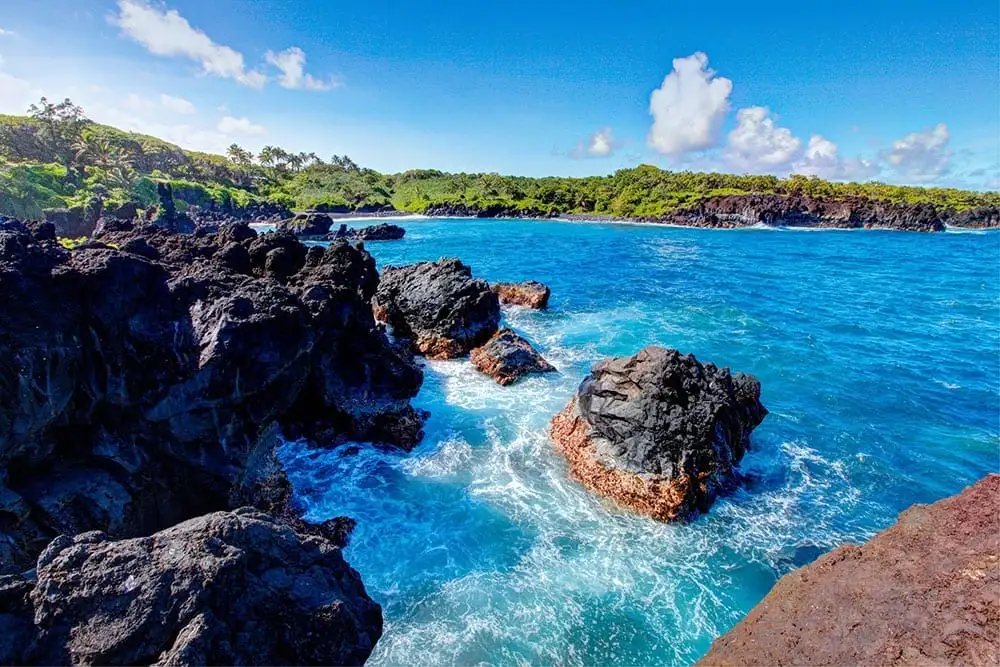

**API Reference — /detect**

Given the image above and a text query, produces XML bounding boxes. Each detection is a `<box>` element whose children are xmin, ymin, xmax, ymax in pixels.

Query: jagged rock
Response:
<box><xmin>700</xmin><ymin>474</ymin><xmax>1000</xmax><ymax>666</ymax></box>
<box><xmin>43</xmin><ymin>205</ymin><xmax>94</xmax><ymax>238</ymax></box>
<box><xmin>276</xmin><ymin>212</ymin><xmax>334</xmax><ymax>237</ymax></box>
<box><xmin>373</xmin><ymin>258</ymin><xmax>500</xmax><ymax>359</ymax></box>
<box><xmin>326</xmin><ymin>223</ymin><xmax>406</xmax><ymax>242</ymax></box>
<box><xmin>152</xmin><ymin>183</ymin><xmax>194</xmax><ymax>233</ymax></box>
<box><xmin>107</xmin><ymin>201</ymin><xmax>138</xmax><ymax>221</ymax></box>
<box><xmin>23</xmin><ymin>509</ymin><xmax>382</xmax><ymax>666</ymax></box>
<box><xmin>491</xmin><ymin>280</ymin><xmax>550</xmax><ymax>309</ymax></box>
<box><xmin>550</xmin><ymin>346</ymin><xmax>767</xmax><ymax>521</ymax></box>
<box><xmin>0</xmin><ymin>221</ymin><xmax>425</xmax><ymax>573</ymax></box>
<box><xmin>470</xmin><ymin>328</ymin><xmax>555</xmax><ymax>385</ymax></box>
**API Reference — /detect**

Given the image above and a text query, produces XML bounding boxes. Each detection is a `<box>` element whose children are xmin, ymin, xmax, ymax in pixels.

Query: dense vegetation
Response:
<box><xmin>1</xmin><ymin>97</ymin><xmax>997</xmax><ymax>221</ymax></box>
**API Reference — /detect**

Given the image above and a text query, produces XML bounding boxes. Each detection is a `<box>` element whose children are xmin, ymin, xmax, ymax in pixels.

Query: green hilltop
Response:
<box><xmin>1</xmin><ymin>98</ymin><xmax>997</xmax><ymax>221</ymax></box>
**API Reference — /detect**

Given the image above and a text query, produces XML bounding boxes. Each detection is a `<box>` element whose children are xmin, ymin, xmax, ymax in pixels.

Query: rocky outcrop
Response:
<box><xmin>373</xmin><ymin>258</ymin><xmax>500</xmax><ymax>359</ymax></box>
<box><xmin>947</xmin><ymin>206</ymin><xmax>1000</xmax><ymax>229</ymax></box>
<box><xmin>277</xmin><ymin>212</ymin><xmax>334</xmax><ymax>237</ymax></box>
<box><xmin>550</xmin><ymin>347</ymin><xmax>767</xmax><ymax>521</ymax></box>
<box><xmin>328</xmin><ymin>222</ymin><xmax>407</xmax><ymax>241</ymax></box>
<box><xmin>700</xmin><ymin>474</ymin><xmax>1000</xmax><ymax>666</ymax></box>
<box><xmin>152</xmin><ymin>182</ymin><xmax>194</xmax><ymax>233</ymax></box>
<box><xmin>5</xmin><ymin>508</ymin><xmax>382</xmax><ymax>666</ymax></box>
<box><xmin>491</xmin><ymin>280</ymin><xmax>550</xmax><ymax>309</ymax></box>
<box><xmin>470</xmin><ymin>328</ymin><xmax>555</xmax><ymax>385</ymax></box>
<box><xmin>43</xmin><ymin>200</ymin><xmax>101</xmax><ymax>238</ymax></box>
<box><xmin>0</xmin><ymin>220</ymin><xmax>424</xmax><ymax>573</ymax></box>
<box><xmin>423</xmin><ymin>202</ymin><xmax>560</xmax><ymax>219</ymax></box>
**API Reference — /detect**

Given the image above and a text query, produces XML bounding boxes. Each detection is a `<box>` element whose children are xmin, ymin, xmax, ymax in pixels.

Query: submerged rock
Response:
<box><xmin>21</xmin><ymin>508</ymin><xmax>381</xmax><ymax>666</ymax></box>
<box><xmin>550</xmin><ymin>346</ymin><xmax>767</xmax><ymax>521</ymax></box>
<box><xmin>700</xmin><ymin>474</ymin><xmax>1000</xmax><ymax>666</ymax></box>
<box><xmin>470</xmin><ymin>328</ymin><xmax>555</xmax><ymax>385</ymax></box>
<box><xmin>373</xmin><ymin>258</ymin><xmax>500</xmax><ymax>358</ymax></box>
<box><xmin>491</xmin><ymin>280</ymin><xmax>550</xmax><ymax>309</ymax></box>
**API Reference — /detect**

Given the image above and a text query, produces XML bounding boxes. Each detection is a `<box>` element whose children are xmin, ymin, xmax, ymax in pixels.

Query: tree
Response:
<box><xmin>226</xmin><ymin>143</ymin><xmax>254</xmax><ymax>168</ymax></box>
<box><xmin>27</xmin><ymin>97</ymin><xmax>89</xmax><ymax>173</ymax></box>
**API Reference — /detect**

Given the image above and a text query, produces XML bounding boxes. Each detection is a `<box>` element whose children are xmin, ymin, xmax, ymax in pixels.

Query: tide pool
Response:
<box><xmin>279</xmin><ymin>218</ymin><xmax>1000</xmax><ymax>666</ymax></box>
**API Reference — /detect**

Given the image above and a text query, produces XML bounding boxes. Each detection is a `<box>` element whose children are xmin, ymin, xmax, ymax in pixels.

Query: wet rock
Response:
<box><xmin>28</xmin><ymin>508</ymin><xmax>382</xmax><ymax>666</ymax></box>
<box><xmin>550</xmin><ymin>346</ymin><xmax>767</xmax><ymax>521</ymax></box>
<box><xmin>700</xmin><ymin>474</ymin><xmax>1000</xmax><ymax>666</ymax></box>
<box><xmin>276</xmin><ymin>212</ymin><xmax>334</xmax><ymax>237</ymax></box>
<box><xmin>470</xmin><ymin>328</ymin><xmax>555</xmax><ymax>385</ymax></box>
<box><xmin>373</xmin><ymin>258</ymin><xmax>500</xmax><ymax>359</ymax></box>
<box><xmin>0</xmin><ymin>221</ymin><xmax>425</xmax><ymax>572</ymax></box>
<box><xmin>491</xmin><ymin>280</ymin><xmax>550</xmax><ymax>309</ymax></box>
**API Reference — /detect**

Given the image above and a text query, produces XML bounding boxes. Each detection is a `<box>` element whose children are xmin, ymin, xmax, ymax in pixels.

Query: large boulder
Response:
<box><xmin>43</xmin><ymin>205</ymin><xmax>96</xmax><ymax>238</ymax></box>
<box><xmin>491</xmin><ymin>280</ymin><xmax>550</xmax><ymax>309</ymax></box>
<box><xmin>550</xmin><ymin>346</ymin><xmax>767</xmax><ymax>521</ymax></box>
<box><xmin>700</xmin><ymin>474</ymin><xmax>1000</xmax><ymax>666</ymax></box>
<box><xmin>0</xmin><ymin>221</ymin><xmax>424</xmax><ymax>573</ymax></box>
<box><xmin>373</xmin><ymin>258</ymin><xmax>500</xmax><ymax>359</ymax></box>
<box><xmin>470</xmin><ymin>328</ymin><xmax>555</xmax><ymax>385</ymax></box>
<box><xmin>20</xmin><ymin>508</ymin><xmax>381</xmax><ymax>666</ymax></box>
<box><xmin>352</xmin><ymin>223</ymin><xmax>406</xmax><ymax>241</ymax></box>
<box><xmin>276</xmin><ymin>212</ymin><xmax>334</xmax><ymax>237</ymax></box>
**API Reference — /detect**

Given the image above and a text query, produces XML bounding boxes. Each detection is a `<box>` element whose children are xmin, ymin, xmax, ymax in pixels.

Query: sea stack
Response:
<box><xmin>550</xmin><ymin>346</ymin><xmax>767</xmax><ymax>521</ymax></box>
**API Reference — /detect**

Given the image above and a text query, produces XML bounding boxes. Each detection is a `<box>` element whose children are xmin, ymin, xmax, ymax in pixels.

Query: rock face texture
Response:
<box><xmin>470</xmin><ymin>328</ymin><xmax>555</xmax><ymax>385</ymax></box>
<box><xmin>373</xmin><ymin>258</ymin><xmax>500</xmax><ymax>359</ymax></box>
<box><xmin>550</xmin><ymin>347</ymin><xmax>767</xmax><ymax>521</ymax></box>
<box><xmin>700</xmin><ymin>474</ymin><xmax>1000</xmax><ymax>667</ymax></box>
<box><xmin>0</xmin><ymin>220</ymin><xmax>424</xmax><ymax>573</ymax></box>
<box><xmin>491</xmin><ymin>280</ymin><xmax>551</xmax><ymax>309</ymax></box>
<box><xmin>4</xmin><ymin>508</ymin><xmax>382</xmax><ymax>666</ymax></box>
<box><xmin>328</xmin><ymin>223</ymin><xmax>407</xmax><ymax>242</ymax></box>
<box><xmin>277</xmin><ymin>212</ymin><xmax>335</xmax><ymax>237</ymax></box>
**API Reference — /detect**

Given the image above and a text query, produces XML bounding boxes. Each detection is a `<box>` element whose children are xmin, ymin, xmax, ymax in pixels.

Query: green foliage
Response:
<box><xmin>1</xmin><ymin>97</ymin><xmax>998</xmax><ymax>224</ymax></box>
<box><xmin>58</xmin><ymin>236</ymin><xmax>89</xmax><ymax>249</ymax></box>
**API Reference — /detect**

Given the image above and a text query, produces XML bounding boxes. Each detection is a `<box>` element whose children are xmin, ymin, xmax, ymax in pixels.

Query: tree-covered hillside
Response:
<box><xmin>1</xmin><ymin>97</ymin><xmax>997</xmax><ymax>221</ymax></box>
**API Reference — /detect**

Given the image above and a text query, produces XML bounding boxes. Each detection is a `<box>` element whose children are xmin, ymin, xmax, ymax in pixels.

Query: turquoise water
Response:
<box><xmin>278</xmin><ymin>218</ymin><xmax>1000</xmax><ymax>666</ymax></box>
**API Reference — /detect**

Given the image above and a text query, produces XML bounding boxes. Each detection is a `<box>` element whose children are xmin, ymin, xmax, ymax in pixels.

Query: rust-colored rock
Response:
<box><xmin>549</xmin><ymin>347</ymin><xmax>766</xmax><ymax>521</ymax></box>
<box><xmin>699</xmin><ymin>474</ymin><xmax>1000</xmax><ymax>667</ymax></box>
<box><xmin>470</xmin><ymin>328</ymin><xmax>555</xmax><ymax>385</ymax></box>
<box><xmin>491</xmin><ymin>280</ymin><xmax>550</xmax><ymax>309</ymax></box>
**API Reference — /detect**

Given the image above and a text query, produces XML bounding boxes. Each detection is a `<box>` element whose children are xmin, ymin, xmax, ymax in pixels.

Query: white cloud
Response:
<box><xmin>110</xmin><ymin>0</ymin><xmax>265</xmax><ymax>89</ymax></box>
<box><xmin>794</xmin><ymin>134</ymin><xmax>879</xmax><ymax>181</ymax></box>
<box><xmin>0</xmin><ymin>57</ymin><xmax>42</xmax><ymax>114</ymax></box>
<box><xmin>648</xmin><ymin>52</ymin><xmax>732</xmax><ymax>155</ymax></box>
<box><xmin>160</xmin><ymin>93</ymin><xmax>195</xmax><ymax>115</ymax></box>
<box><xmin>264</xmin><ymin>46</ymin><xmax>336</xmax><ymax>91</ymax></box>
<box><xmin>881</xmin><ymin>123</ymin><xmax>953</xmax><ymax>182</ymax></box>
<box><xmin>123</xmin><ymin>92</ymin><xmax>156</xmax><ymax>113</ymax></box>
<box><xmin>0</xmin><ymin>28</ymin><xmax>16</xmax><ymax>37</ymax></box>
<box><xmin>726</xmin><ymin>106</ymin><xmax>802</xmax><ymax>170</ymax></box>
<box><xmin>217</xmin><ymin>115</ymin><xmax>266</xmax><ymax>136</ymax></box>
<box><xmin>587</xmin><ymin>127</ymin><xmax>615</xmax><ymax>156</ymax></box>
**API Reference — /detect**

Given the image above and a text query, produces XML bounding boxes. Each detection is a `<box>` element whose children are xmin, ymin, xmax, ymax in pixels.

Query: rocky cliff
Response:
<box><xmin>699</xmin><ymin>474</ymin><xmax>1000</xmax><ymax>666</ymax></box>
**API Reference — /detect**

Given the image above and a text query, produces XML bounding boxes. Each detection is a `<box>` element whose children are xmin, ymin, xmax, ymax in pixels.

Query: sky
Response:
<box><xmin>0</xmin><ymin>0</ymin><xmax>997</xmax><ymax>188</ymax></box>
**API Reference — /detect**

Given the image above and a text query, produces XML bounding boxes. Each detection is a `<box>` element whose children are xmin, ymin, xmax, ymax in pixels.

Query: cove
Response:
<box><xmin>278</xmin><ymin>218</ymin><xmax>1000</xmax><ymax>665</ymax></box>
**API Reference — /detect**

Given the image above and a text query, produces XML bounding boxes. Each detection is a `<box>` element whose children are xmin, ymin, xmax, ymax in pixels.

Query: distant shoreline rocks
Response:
<box><xmin>550</xmin><ymin>346</ymin><xmax>767</xmax><ymax>521</ymax></box>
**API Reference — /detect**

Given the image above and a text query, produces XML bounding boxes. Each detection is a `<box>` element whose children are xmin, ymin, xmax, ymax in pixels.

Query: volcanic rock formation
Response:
<box><xmin>700</xmin><ymin>474</ymin><xmax>1000</xmax><ymax>666</ymax></box>
<box><xmin>373</xmin><ymin>258</ymin><xmax>500</xmax><ymax>358</ymax></box>
<box><xmin>2</xmin><ymin>508</ymin><xmax>382</xmax><ymax>666</ymax></box>
<box><xmin>470</xmin><ymin>328</ymin><xmax>555</xmax><ymax>385</ymax></box>
<box><xmin>550</xmin><ymin>346</ymin><xmax>767</xmax><ymax>521</ymax></box>
<box><xmin>491</xmin><ymin>280</ymin><xmax>550</xmax><ymax>309</ymax></box>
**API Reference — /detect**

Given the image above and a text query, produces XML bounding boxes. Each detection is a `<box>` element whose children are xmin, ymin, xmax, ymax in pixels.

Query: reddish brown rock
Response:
<box><xmin>491</xmin><ymin>281</ymin><xmax>550</xmax><ymax>309</ymax></box>
<box><xmin>470</xmin><ymin>328</ymin><xmax>555</xmax><ymax>385</ymax></box>
<box><xmin>549</xmin><ymin>347</ymin><xmax>767</xmax><ymax>521</ymax></box>
<box><xmin>699</xmin><ymin>474</ymin><xmax>1000</xmax><ymax>667</ymax></box>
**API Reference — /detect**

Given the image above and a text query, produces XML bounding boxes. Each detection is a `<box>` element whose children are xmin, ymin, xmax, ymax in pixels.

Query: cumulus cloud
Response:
<box><xmin>648</xmin><ymin>52</ymin><xmax>732</xmax><ymax>155</ymax></box>
<box><xmin>110</xmin><ymin>0</ymin><xmax>265</xmax><ymax>89</ymax></box>
<box><xmin>264</xmin><ymin>47</ymin><xmax>337</xmax><ymax>91</ymax></box>
<box><xmin>217</xmin><ymin>115</ymin><xmax>266</xmax><ymax>136</ymax></box>
<box><xmin>726</xmin><ymin>106</ymin><xmax>802</xmax><ymax>170</ymax></box>
<box><xmin>160</xmin><ymin>93</ymin><xmax>195</xmax><ymax>115</ymax></box>
<box><xmin>795</xmin><ymin>134</ymin><xmax>879</xmax><ymax>180</ymax></box>
<box><xmin>881</xmin><ymin>123</ymin><xmax>953</xmax><ymax>182</ymax></box>
<box><xmin>588</xmin><ymin>127</ymin><xmax>615</xmax><ymax>156</ymax></box>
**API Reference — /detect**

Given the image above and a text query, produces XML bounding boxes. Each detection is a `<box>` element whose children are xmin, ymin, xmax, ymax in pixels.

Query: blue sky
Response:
<box><xmin>0</xmin><ymin>0</ymin><xmax>997</xmax><ymax>188</ymax></box>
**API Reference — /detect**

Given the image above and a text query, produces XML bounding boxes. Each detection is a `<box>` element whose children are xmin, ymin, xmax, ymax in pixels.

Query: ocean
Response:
<box><xmin>277</xmin><ymin>218</ymin><xmax>1000</xmax><ymax>665</ymax></box>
